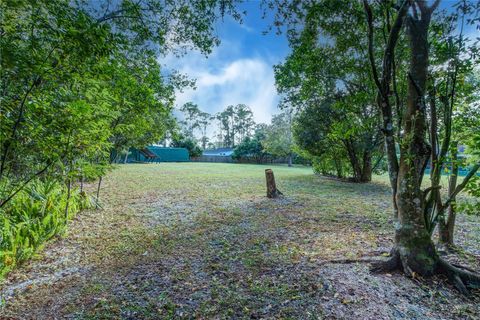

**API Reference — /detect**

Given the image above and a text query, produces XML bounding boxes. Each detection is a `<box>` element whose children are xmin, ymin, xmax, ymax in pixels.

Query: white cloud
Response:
<box><xmin>162</xmin><ymin>52</ymin><xmax>280</xmax><ymax>125</ymax></box>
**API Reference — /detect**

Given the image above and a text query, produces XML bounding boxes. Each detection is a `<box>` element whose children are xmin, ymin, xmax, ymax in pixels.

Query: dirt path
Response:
<box><xmin>1</xmin><ymin>163</ymin><xmax>479</xmax><ymax>319</ymax></box>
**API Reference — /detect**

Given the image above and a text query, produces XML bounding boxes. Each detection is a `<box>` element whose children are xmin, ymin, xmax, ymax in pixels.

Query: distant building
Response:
<box><xmin>128</xmin><ymin>146</ymin><xmax>189</xmax><ymax>162</ymax></box>
<box><xmin>202</xmin><ymin>148</ymin><xmax>234</xmax><ymax>157</ymax></box>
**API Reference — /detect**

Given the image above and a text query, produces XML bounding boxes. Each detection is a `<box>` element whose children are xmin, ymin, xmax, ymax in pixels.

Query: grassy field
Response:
<box><xmin>1</xmin><ymin>163</ymin><xmax>479</xmax><ymax>319</ymax></box>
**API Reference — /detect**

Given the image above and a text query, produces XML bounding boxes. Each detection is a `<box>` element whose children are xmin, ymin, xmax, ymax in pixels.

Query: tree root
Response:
<box><xmin>370</xmin><ymin>250</ymin><xmax>400</xmax><ymax>273</ymax></box>
<box><xmin>367</xmin><ymin>249</ymin><xmax>480</xmax><ymax>296</ymax></box>
<box><xmin>316</xmin><ymin>251</ymin><xmax>394</xmax><ymax>266</ymax></box>
<box><xmin>437</xmin><ymin>258</ymin><xmax>480</xmax><ymax>296</ymax></box>
<box><xmin>315</xmin><ymin>248</ymin><xmax>480</xmax><ymax>296</ymax></box>
<box><xmin>451</xmin><ymin>262</ymin><xmax>479</xmax><ymax>274</ymax></box>
<box><xmin>318</xmin><ymin>257</ymin><xmax>379</xmax><ymax>266</ymax></box>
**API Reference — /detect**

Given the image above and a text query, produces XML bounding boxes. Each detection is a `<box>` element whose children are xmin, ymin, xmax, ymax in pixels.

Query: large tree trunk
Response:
<box><xmin>287</xmin><ymin>154</ymin><xmax>293</xmax><ymax>167</ymax></box>
<box><xmin>392</xmin><ymin>10</ymin><xmax>438</xmax><ymax>275</ymax></box>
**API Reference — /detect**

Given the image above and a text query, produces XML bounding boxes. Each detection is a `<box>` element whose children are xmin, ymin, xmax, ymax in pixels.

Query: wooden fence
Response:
<box><xmin>190</xmin><ymin>156</ymin><xmax>292</xmax><ymax>164</ymax></box>
<box><xmin>191</xmin><ymin>155</ymin><xmax>234</xmax><ymax>163</ymax></box>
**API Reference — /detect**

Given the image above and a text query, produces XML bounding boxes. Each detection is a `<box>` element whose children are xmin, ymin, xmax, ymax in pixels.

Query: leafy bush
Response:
<box><xmin>311</xmin><ymin>154</ymin><xmax>350</xmax><ymax>178</ymax></box>
<box><xmin>232</xmin><ymin>136</ymin><xmax>269</xmax><ymax>162</ymax></box>
<box><xmin>171</xmin><ymin>134</ymin><xmax>202</xmax><ymax>158</ymax></box>
<box><xmin>0</xmin><ymin>180</ymin><xmax>92</xmax><ymax>277</ymax></box>
<box><xmin>458</xmin><ymin>175</ymin><xmax>480</xmax><ymax>216</ymax></box>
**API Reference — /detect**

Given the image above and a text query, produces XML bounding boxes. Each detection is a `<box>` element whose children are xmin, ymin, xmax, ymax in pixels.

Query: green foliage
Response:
<box><xmin>425</xmin><ymin>7</ymin><xmax>480</xmax><ymax>232</ymax></box>
<box><xmin>215</xmin><ymin>104</ymin><xmax>255</xmax><ymax>148</ymax></box>
<box><xmin>178</xmin><ymin>102</ymin><xmax>212</xmax><ymax>150</ymax></box>
<box><xmin>310</xmin><ymin>153</ymin><xmax>350</xmax><ymax>179</ymax></box>
<box><xmin>458</xmin><ymin>176</ymin><xmax>480</xmax><ymax>216</ymax></box>
<box><xmin>0</xmin><ymin>179</ymin><xmax>92</xmax><ymax>277</ymax></box>
<box><xmin>171</xmin><ymin>134</ymin><xmax>203</xmax><ymax>158</ymax></box>
<box><xmin>233</xmin><ymin>104</ymin><xmax>256</xmax><ymax>143</ymax></box>
<box><xmin>106</xmin><ymin>51</ymin><xmax>176</xmax><ymax>162</ymax></box>
<box><xmin>263</xmin><ymin>111</ymin><xmax>294</xmax><ymax>158</ymax></box>
<box><xmin>1</xmin><ymin>0</ymin><xmax>243</xmax><ymax>198</ymax></box>
<box><xmin>274</xmin><ymin>0</ymin><xmax>383</xmax><ymax>181</ymax></box>
<box><xmin>232</xmin><ymin>138</ymin><xmax>266</xmax><ymax>162</ymax></box>
<box><xmin>180</xmin><ymin>102</ymin><xmax>203</xmax><ymax>137</ymax></box>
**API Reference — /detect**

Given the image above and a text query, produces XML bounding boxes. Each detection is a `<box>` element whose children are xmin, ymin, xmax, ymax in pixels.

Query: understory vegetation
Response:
<box><xmin>0</xmin><ymin>180</ymin><xmax>92</xmax><ymax>277</ymax></box>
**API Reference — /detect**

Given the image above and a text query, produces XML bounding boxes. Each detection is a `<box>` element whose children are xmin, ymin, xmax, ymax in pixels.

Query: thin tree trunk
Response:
<box><xmin>343</xmin><ymin>139</ymin><xmax>363</xmax><ymax>182</ymax></box>
<box><xmin>124</xmin><ymin>151</ymin><xmax>129</xmax><ymax>164</ymax></box>
<box><xmin>361</xmin><ymin>151</ymin><xmax>372</xmax><ymax>182</ymax></box>
<box><xmin>364</xmin><ymin>0</ymin><xmax>407</xmax><ymax>218</ymax></box>
<box><xmin>96</xmin><ymin>176</ymin><xmax>103</xmax><ymax>207</ymax></box>
<box><xmin>287</xmin><ymin>154</ymin><xmax>292</xmax><ymax>167</ymax></box>
<box><xmin>64</xmin><ymin>178</ymin><xmax>72</xmax><ymax>219</ymax></box>
<box><xmin>0</xmin><ymin>77</ymin><xmax>40</xmax><ymax>181</ymax></box>
<box><xmin>0</xmin><ymin>161</ymin><xmax>53</xmax><ymax>209</ymax></box>
<box><xmin>438</xmin><ymin>207</ymin><xmax>455</xmax><ymax>246</ymax></box>
<box><xmin>334</xmin><ymin>157</ymin><xmax>343</xmax><ymax>178</ymax></box>
<box><xmin>439</xmin><ymin>142</ymin><xmax>459</xmax><ymax>246</ymax></box>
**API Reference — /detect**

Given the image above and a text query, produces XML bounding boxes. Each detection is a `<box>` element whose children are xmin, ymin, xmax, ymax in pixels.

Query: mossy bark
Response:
<box><xmin>394</xmin><ymin>169</ymin><xmax>438</xmax><ymax>276</ymax></box>
<box><xmin>375</xmin><ymin>6</ymin><xmax>438</xmax><ymax>276</ymax></box>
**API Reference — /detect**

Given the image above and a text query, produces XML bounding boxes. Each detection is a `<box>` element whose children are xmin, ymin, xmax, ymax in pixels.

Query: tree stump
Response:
<box><xmin>265</xmin><ymin>169</ymin><xmax>283</xmax><ymax>198</ymax></box>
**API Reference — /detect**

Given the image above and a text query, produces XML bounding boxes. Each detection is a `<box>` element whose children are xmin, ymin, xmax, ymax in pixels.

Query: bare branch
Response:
<box><xmin>429</xmin><ymin>0</ymin><xmax>441</xmax><ymax>13</ymax></box>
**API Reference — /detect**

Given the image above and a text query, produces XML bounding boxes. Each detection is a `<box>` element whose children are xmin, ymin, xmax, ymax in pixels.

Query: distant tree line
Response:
<box><xmin>176</xmin><ymin>103</ymin><xmax>299</xmax><ymax>165</ymax></box>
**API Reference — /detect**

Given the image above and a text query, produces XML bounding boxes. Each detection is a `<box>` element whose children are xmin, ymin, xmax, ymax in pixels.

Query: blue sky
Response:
<box><xmin>162</xmin><ymin>1</ymin><xmax>290</xmax><ymax>125</ymax></box>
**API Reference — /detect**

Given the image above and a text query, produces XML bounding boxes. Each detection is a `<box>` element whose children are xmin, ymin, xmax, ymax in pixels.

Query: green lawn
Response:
<box><xmin>1</xmin><ymin>163</ymin><xmax>479</xmax><ymax>319</ymax></box>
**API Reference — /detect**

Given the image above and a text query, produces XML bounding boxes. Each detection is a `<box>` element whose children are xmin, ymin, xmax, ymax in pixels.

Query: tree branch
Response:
<box><xmin>429</xmin><ymin>0</ymin><xmax>441</xmax><ymax>14</ymax></box>
<box><xmin>363</xmin><ymin>0</ymin><xmax>409</xmax><ymax>195</ymax></box>
<box><xmin>443</xmin><ymin>162</ymin><xmax>480</xmax><ymax>209</ymax></box>
<box><xmin>0</xmin><ymin>161</ymin><xmax>53</xmax><ymax>209</ymax></box>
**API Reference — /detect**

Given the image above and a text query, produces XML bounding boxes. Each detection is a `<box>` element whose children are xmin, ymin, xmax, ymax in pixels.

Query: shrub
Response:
<box><xmin>0</xmin><ymin>180</ymin><xmax>92</xmax><ymax>277</ymax></box>
<box><xmin>458</xmin><ymin>175</ymin><xmax>480</xmax><ymax>216</ymax></box>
